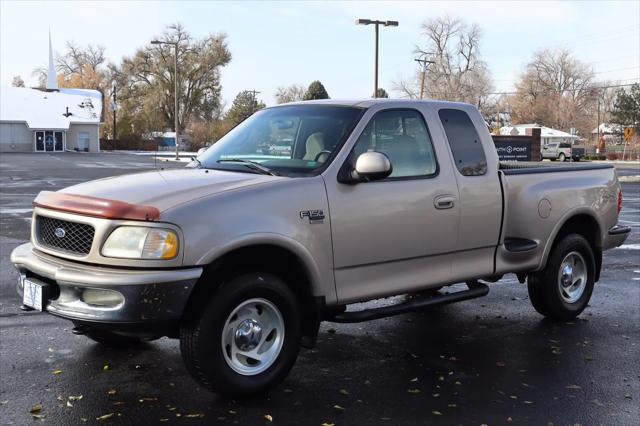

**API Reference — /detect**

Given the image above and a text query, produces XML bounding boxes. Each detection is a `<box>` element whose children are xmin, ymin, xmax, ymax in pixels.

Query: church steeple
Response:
<box><xmin>46</xmin><ymin>29</ymin><xmax>58</xmax><ymax>90</ymax></box>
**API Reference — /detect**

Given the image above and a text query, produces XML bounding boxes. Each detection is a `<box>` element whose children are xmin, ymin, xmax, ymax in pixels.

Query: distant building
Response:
<box><xmin>0</xmin><ymin>32</ymin><xmax>102</xmax><ymax>153</ymax></box>
<box><xmin>147</xmin><ymin>131</ymin><xmax>190</xmax><ymax>151</ymax></box>
<box><xmin>499</xmin><ymin>124</ymin><xmax>578</xmax><ymax>146</ymax></box>
<box><xmin>591</xmin><ymin>123</ymin><xmax>624</xmax><ymax>145</ymax></box>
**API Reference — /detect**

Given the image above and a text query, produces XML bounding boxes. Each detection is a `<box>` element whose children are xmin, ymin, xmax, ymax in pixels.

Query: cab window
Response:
<box><xmin>438</xmin><ymin>109</ymin><xmax>487</xmax><ymax>176</ymax></box>
<box><xmin>351</xmin><ymin>109</ymin><xmax>437</xmax><ymax>178</ymax></box>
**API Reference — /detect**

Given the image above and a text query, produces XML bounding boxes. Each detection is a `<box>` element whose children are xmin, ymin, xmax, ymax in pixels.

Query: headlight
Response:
<box><xmin>102</xmin><ymin>226</ymin><xmax>179</xmax><ymax>259</ymax></box>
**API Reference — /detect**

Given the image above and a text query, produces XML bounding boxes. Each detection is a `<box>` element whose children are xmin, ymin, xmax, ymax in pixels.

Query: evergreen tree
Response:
<box><xmin>303</xmin><ymin>80</ymin><xmax>329</xmax><ymax>100</ymax></box>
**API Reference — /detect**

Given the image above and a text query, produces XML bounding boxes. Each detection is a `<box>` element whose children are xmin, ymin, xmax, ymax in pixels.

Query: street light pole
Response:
<box><xmin>356</xmin><ymin>19</ymin><xmax>398</xmax><ymax>98</ymax></box>
<box><xmin>151</xmin><ymin>39</ymin><xmax>180</xmax><ymax>160</ymax></box>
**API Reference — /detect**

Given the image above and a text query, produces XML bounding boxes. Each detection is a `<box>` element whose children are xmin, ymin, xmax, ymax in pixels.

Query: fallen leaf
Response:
<box><xmin>565</xmin><ymin>385</ymin><xmax>582</xmax><ymax>390</ymax></box>
<box><xmin>112</xmin><ymin>401</ymin><xmax>125</xmax><ymax>406</ymax></box>
<box><xmin>321</xmin><ymin>423</ymin><xmax>335</xmax><ymax>426</ymax></box>
<box><xmin>327</xmin><ymin>328</ymin><xmax>336</xmax><ymax>334</ymax></box>
<box><xmin>524</xmin><ymin>400</ymin><xmax>534</xmax><ymax>404</ymax></box>
<box><xmin>509</xmin><ymin>395</ymin><xmax>518</xmax><ymax>400</ymax></box>
<box><xmin>185</xmin><ymin>413</ymin><xmax>205</xmax><ymax>418</ymax></box>
<box><xmin>228</xmin><ymin>410</ymin><xmax>237</xmax><ymax>414</ymax></box>
<box><xmin>139</xmin><ymin>397</ymin><xmax>158</xmax><ymax>402</ymax></box>
<box><xmin>66</xmin><ymin>401</ymin><xmax>73</xmax><ymax>408</ymax></box>
<box><xmin>30</xmin><ymin>404</ymin><xmax>43</xmax><ymax>414</ymax></box>
<box><xmin>0</xmin><ymin>400</ymin><xmax>8</xmax><ymax>405</ymax></box>
<box><xmin>52</xmin><ymin>370</ymin><xmax>62</xmax><ymax>375</ymax></box>
<box><xmin>432</xmin><ymin>393</ymin><xmax>440</xmax><ymax>397</ymax></box>
<box><xmin>103</xmin><ymin>364</ymin><xmax>110</xmax><ymax>371</ymax></box>
<box><xmin>107</xmin><ymin>389</ymin><xmax>117</xmax><ymax>395</ymax></box>
<box><xmin>31</xmin><ymin>414</ymin><xmax>46</xmax><ymax>420</ymax></box>
<box><xmin>339</xmin><ymin>389</ymin><xmax>350</xmax><ymax>395</ymax></box>
<box><xmin>283</xmin><ymin>388</ymin><xmax>293</xmax><ymax>393</ymax></box>
<box><xmin>624</xmin><ymin>394</ymin><xmax>632</xmax><ymax>400</ymax></box>
<box><xmin>410</xmin><ymin>377</ymin><xmax>418</xmax><ymax>382</ymax></box>
<box><xmin>496</xmin><ymin>362</ymin><xmax>506</xmax><ymax>367</ymax></box>
<box><xmin>448</xmin><ymin>404</ymin><xmax>457</xmax><ymax>408</ymax></box>
<box><xmin>432</xmin><ymin>411</ymin><xmax>443</xmax><ymax>416</ymax></box>
<box><xmin>454</xmin><ymin>381</ymin><xmax>462</xmax><ymax>385</ymax></box>
<box><xmin>159</xmin><ymin>419</ymin><xmax>169</xmax><ymax>423</ymax></box>
<box><xmin>333</xmin><ymin>404</ymin><xmax>345</xmax><ymax>410</ymax></box>
<box><xmin>68</xmin><ymin>395</ymin><xmax>83</xmax><ymax>401</ymax></box>
<box><xmin>407</xmin><ymin>389</ymin><xmax>421</xmax><ymax>394</ymax></box>
<box><xmin>264</xmin><ymin>414</ymin><xmax>274</xmax><ymax>421</ymax></box>
<box><xmin>96</xmin><ymin>413</ymin><xmax>114</xmax><ymax>421</ymax></box>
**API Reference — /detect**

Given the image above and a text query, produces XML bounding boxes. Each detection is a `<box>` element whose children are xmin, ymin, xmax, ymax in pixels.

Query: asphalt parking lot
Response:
<box><xmin>0</xmin><ymin>152</ymin><xmax>638</xmax><ymax>425</ymax></box>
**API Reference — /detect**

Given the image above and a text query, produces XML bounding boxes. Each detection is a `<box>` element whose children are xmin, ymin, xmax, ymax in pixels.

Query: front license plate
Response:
<box><xmin>22</xmin><ymin>278</ymin><xmax>48</xmax><ymax>311</ymax></box>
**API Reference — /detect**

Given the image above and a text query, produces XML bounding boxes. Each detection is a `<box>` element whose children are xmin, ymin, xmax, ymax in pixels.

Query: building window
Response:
<box><xmin>35</xmin><ymin>131</ymin><xmax>64</xmax><ymax>152</ymax></box>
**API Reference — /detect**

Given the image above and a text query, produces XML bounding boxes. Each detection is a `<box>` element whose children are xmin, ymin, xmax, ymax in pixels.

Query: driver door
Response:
<box><xmin>325</xmin><ymin>108</ymin><xmax>460</xmax><ymax>303</ymax></box>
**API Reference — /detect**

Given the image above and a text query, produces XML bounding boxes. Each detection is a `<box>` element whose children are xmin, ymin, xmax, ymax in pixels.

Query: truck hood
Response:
<box><xmin>59</xmin><ymin>169</ymin><xmax>281</xmax><ymax>212</ymax></box>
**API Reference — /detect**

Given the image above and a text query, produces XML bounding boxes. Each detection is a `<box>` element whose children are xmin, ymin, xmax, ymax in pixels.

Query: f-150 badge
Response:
<box><xmin>300</xmin><ymin>210</ymin><xmax>324</xmax><ymax>222</ymax></box>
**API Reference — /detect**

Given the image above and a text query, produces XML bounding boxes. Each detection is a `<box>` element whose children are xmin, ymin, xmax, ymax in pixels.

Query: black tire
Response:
<box><xmin>180</xmin><ymin>272</ymin><xmax>301</xmax><ymax>397</ymax></box>
<box><xmin>84</xmin><ymin>329</ymin><xmax>141</xmax><ymax>348</ymax></box>
<box><xmin>527</xmin><ymin>234</ymin><xmax>595</xmax><ymax>321</ymax></box>
<box><xmin>559</xmin><ymin>153</ymin><xmax>566</xmax><ymax>162</ymax></box>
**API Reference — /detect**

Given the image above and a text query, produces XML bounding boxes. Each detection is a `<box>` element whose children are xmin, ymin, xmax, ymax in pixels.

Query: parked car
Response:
<box><xmin>542</xmin><ymin>142</ymin><xmax>574</xmax><ymax>161</ymax></box>
<box><xmin>12</xmin><ymin>100</ymin><xmax>629</xmax><ymax>396</ymax></box>
<box><xmin>571</xmin><ymin>146</ymin><xmax>585</xmax><ymax>161</ymax></box>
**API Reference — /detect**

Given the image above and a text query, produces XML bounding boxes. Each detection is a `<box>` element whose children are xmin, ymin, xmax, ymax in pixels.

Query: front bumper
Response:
<box><xmin>11</xmin><ymin>243</ymin><xmax>202</xmax><ymax>324</ymax></box>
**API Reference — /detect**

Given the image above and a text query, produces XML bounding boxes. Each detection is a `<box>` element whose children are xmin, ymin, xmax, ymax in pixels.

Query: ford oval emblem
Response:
<box><xmin>54</xmin><ymin>227</ymin><xmax>66</xmax><ymax>238</ymax></box>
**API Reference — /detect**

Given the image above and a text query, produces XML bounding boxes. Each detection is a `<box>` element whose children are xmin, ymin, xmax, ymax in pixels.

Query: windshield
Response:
<box><xmin>198</xmin><ymin>105</ymin><xmax>364</xmax><ymax>176</ymax></box>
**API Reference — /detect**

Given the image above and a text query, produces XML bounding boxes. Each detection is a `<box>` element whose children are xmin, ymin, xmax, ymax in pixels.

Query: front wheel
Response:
<box><xmin>559</xmin><ymin>153</ymin><xmax>566</xmax><ymax>162</ymax></box>
<box><xmin>180</xmin><ymin>272</ymin><xmax>301</xmax><ymax>397</ymax></box>
<box><xmin>527</xmin><ymin>234</ymin><xmax>595</xmax><ymax>320</ymax></box>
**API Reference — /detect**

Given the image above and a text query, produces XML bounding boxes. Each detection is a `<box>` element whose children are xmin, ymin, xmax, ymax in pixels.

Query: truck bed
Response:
<box><xmin>499</xmin><ymin>161</ymin><xmax>613</xmax><ymax>175</ymax></box>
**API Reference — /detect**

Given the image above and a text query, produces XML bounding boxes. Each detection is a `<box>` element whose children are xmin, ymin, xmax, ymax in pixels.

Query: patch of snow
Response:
<box><xmin>616</xmin><ymin>244</ymin><xmax>640</xmax><ymax>250</ymax></box>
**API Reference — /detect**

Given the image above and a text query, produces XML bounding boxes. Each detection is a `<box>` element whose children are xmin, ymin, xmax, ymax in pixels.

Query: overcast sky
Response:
<box><xmin>1</xmin><ymin>0</ymin><xmax>638</xmax><ymax>106</ymax></box>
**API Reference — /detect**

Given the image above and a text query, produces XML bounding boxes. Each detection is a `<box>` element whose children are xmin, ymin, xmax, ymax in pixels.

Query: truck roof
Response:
<box><xmin>273</xmin><ymin>98</ymin><xmax>474</xmax><ymax>109</ymax></box>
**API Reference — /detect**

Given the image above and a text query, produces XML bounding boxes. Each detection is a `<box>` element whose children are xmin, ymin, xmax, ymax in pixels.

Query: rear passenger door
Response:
<box><xmin>326</xmin><ymin>108</ymin><xmax>460</xmax><ymax>303</ymax></box>
<box><xmin>437</xmin><ymin>108</ymin><xmax>503</xmax><ymax>281</ymax></box>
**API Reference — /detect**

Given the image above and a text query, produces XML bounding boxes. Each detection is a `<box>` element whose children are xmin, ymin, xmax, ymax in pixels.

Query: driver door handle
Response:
<box><xmin>434</xmin><ymin>195</ymin><xmax>455</xmax><ymax>210</ymax></box>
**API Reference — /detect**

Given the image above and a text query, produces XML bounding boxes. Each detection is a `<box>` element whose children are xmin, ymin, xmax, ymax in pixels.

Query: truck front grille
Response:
<box><xmin>36</xmin><ymin>216</ymin><xmax>95</xmax><ymax>255</ymax></box>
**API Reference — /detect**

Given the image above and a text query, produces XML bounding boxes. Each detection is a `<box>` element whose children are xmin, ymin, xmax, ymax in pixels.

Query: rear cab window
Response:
<box><xmin>438</xmin><ymin>109</ymin><xmax>487</xmax><ymax>176</ymax></box>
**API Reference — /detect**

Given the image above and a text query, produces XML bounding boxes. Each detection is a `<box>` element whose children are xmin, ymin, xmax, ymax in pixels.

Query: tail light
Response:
<box><xmin>617</xmin><ymin>188</ymin><xmax>623</xmax><ymax>215</ymax></box>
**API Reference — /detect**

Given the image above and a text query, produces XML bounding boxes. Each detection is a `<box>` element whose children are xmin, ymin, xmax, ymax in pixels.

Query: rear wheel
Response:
<box><xmin>527</xmin><ymin>234</ymin><xmax>595</xmax><ymax>320</ymax></box>
<box><xmin>180</xmin><ymin>272</ymin><xmax>301</xmax><ymax>396</ymax></box>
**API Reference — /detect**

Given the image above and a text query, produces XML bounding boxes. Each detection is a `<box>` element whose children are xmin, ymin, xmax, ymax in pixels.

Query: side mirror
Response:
<box><xmin>351</xmin><ymin>151</ymin><xmax>392</xmax><ymax>182</ymax></box>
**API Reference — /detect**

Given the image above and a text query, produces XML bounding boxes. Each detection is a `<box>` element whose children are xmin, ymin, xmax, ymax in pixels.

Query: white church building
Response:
<box><xmin>0</xmin><ymin>34</ymin><xmax>102</xmax><ymax>153</ymax></box>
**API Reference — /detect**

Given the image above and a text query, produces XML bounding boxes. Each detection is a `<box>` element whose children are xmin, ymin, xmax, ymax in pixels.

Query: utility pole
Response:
<box><xmin>112</xmin><ymin>85</ymin><xmax>117</xmax><ymax>149</ymax></box>
<box><xmin>356</xmin><ymin>19</ymin><xmax>398</xmax><ymax>98</ymax></box>
<box><xmin>597</xmin><ymin>95</ymin><xmax>601</xmax><ymax>154</ymax></box>
<box><xmin>248</xmin><ymin>90</ymin><xmax>261</xmax><ymax>113</ymax></box>
<box><xmin>414</xmin><ymin>56</ymin><xmax>434</xmax><ymax>99</ymax></box>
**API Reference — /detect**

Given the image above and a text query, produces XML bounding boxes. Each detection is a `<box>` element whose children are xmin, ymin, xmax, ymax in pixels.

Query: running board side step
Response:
<box><xmin>328</xmin><ymin>282</ymin><xmax>489</xmax><ymax>323</ymax></box>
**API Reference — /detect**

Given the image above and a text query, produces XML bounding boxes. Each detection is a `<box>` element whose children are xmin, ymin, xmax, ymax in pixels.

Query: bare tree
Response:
<box><xmin>275</xmin><ymin>84</ymin><xmax>305</xmax><ymax>104</ymax></box>
<box><xmin>509</xmin><ymin>48</ymin><xmax>597</xmax><ymax>136</ymax></box>
<box><xmin>57</xmin><ymin>42</ymin><xmax>106</xmax><ymax>78</ymax></box>
<box><xmin>11</xmin><ymin>75</ymin><xmax>25</xmax><ymax>87</ymax></box>
<box><xmin>394</xmin><ymin>16</ymin><xmax>493</xmax><ymax>104</ymax></box>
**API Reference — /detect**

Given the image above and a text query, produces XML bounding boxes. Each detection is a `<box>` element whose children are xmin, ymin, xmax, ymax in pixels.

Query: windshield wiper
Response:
<box><xmin>217</xmin><ymin>159</ymin><xmax>277</xmax><ymax>176</ymax></box>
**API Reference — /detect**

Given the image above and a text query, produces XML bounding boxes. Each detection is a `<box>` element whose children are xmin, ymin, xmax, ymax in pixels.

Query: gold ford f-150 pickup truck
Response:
<box><xmin>11</xmin><ymin>99</ymin><xmax>630</xmax><ymax>396</ymax></box>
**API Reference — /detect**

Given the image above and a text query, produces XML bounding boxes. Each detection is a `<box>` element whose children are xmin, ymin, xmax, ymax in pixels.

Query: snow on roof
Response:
<box><xmin>591</xmin><ymin>123</ymin><xmax>623</xmax><ymax>134</ymax></box>
<box><xmin>0</xmin><ymin>86</ymin><xmax>102</xmax><ymax>130</ymax></box>
<box><xmin>499</xmin><ymin>124</ymin><xmax>578</xmax><ymax>139</ymax></box>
